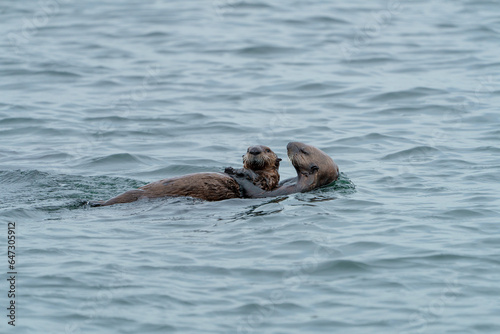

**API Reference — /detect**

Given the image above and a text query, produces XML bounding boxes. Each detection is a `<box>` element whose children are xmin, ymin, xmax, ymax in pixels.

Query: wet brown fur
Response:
<box><xmin>234</xmin><ymin>142</ymin><xmax>339</xmax><ymax>198</ymax></box>
<box><xmin>287</xmin><ymin>142</ymin><xmax>339</xmax><ymax>192</ymax></box>
<box><xmin>90</xmin><ymin>145</ymin><xmax>281</xmax><ymax>206</ymax></box>
<box><xmin>241</xmin><ymin>145</ymin><xmax>281</xmax><ymax>191</ymax></box>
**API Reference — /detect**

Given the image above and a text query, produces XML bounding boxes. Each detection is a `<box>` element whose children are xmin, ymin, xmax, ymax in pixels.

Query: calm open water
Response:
<box><xmin>1</xmin><ymin>0</ymin><xmax>500</xmax><ymax>333</ymax></box>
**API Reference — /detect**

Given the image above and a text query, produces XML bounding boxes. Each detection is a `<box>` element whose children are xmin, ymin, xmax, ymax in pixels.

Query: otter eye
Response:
<box><xmin>266</xmin><ymin>149</ymin><xmax>270</xmax><ymax>153</ymax></box>
<box><xmin>300</xmin><ymin>148</ymin><xmax>308</xmax><ymax>155</ymax></box>
<box><xmin>311</xmin><ymin>164</ymin><xmax>319</xmax><ymax>172</ymax></box>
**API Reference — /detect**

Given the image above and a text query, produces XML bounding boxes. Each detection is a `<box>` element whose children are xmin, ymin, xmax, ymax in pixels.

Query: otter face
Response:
<box><xmin>243</xmin><ymin>145</ymin><xmax>281</xmax><ymax>171</ymax></box>
<box><xmin>287</xmin><ymin>142</ymin><xmax>339</xmax><ymax>189</ymax></box>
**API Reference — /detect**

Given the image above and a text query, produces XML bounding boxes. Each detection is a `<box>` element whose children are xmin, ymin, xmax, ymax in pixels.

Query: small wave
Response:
<box><xmin>237</xmin><ymin>45</ymin><xmax>301</xmax><ymax>56</ymax></box>
<box><xmin>308</xmin><ymin>15</ymin><xmax>349</xmax><ymax>24</ymax></box>
<box><xmin>442</xmin><ymin>209</ymin><xmax>484</xmax><ymax>218</ymax></box>
<box><xmin>0</xmin><ymin>117</ymin><xmax>47</xmax><ymax>125</ymax></box>
<box><xmin>36</xmin><ymin>69</ymin><xmax>82</xmax><ymax>78</ymax></box>
<box><xmin>381</xmin><ymin>146</ymin><xmax>440</xmax><ymax>161</ymax></box>
<box><xmin>83</xmin><ymin>116</ymin><xmax>130</xmax><ymax>122</ymax></box>
<box><xmin>84</xmin><ymin>153</ymin><xmax>151</xmax><ymax>166</ymax></box>
<box><xmin>472</xmin><ymin>61</ymin><xmax>500</xmax><ymax>70</ymax></box>
<box><xmin>316</xmin><ymin>259</ymin><xmax>371</xmax><ymax>274</ymax></box>
<box><xmin>465</xmin><ymin>171</ymin><xmax>500</xmax><ymax>183</ymax></box>
<box><xmin>480</xmin><ymin>129</ymin><xmax>500</xmax><ymax>140</ymax></box>
<box><xmin>348</xmin><ymin>56</ymin><xmax>398</xmax><ymax>65</ymax></box>
<box><xmin>135</xmin><ymin>31</ymin><xmax>170</xmax><ymax>38</ymax></box>
<box><xmin>325</xmin><ymin>173</ymin><xmax>356</xmax><ymax>195</ymax></box>
<box><xmin>428</xmin><ymin>158</ymin><xmax>475</xmax><ymax>169</ymax></box>
<box><xmin>473</xmin><ymin>146</ymin><xmax>500</xmax><ymax>154</ymax></box>
<box><xmin>293</xmin><ymin>81</ymin><xmax>344</xmax><ymax>92</ymax></box>
<box><xmin>83</xmin><ymin>79</ymin><xmax>121</xmax><ymax>87</ymax></box>
<box><xmin>372</xmin><ymin>104</ymin><xmax>453</xmax><ymax>116</ymax></box>
<box><xmin>367</xmin><ymin>87</ymin><xmax>447</xmax><ymax>102</ymax></box>
<box><xmin>333</xmin><ymin>133</ymin><xmax>407</xmax><ymax>145</ymax></box>
<box><xmin>0</xmin><ymin>169</ymin><xmax>50</xmax><ymax>185</ymax></box>
<box><xmin>230</xmin><ymin>2</ymin><xmax>275</xmax><ymax>9</ymax></box>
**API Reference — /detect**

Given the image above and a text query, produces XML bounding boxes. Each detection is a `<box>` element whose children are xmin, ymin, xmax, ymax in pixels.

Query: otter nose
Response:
<box><xmin>248</xmin><ymin>147</ymin><xmax>262</xmax><ymax>155</ymax></box>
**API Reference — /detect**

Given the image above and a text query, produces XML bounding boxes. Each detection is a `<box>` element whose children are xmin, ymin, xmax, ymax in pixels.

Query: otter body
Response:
<box><xmin>91</xmin><ymin>172</ymin><xmax>241</xmax><ymax>206</ymax></box>
<box><xmin>90</xmin><ymin>145</ymin><xmax>281</xmax><ymax>206</ymax></box>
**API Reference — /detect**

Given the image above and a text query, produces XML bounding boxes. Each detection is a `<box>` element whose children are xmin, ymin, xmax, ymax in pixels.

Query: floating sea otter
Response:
<box><xmin>224</xmin><ymin>145</ymin><xmax>282</xmax><ymax>191</ymax></box>
<box><xmin>229</xmin><ymin>142</ymin><xmax>339</xmax><ymax>198</ymax></box>
<box><xmin>89</xmin><ymin>145</ymin><xmax>281</xmax><ymax>206</ymax></box>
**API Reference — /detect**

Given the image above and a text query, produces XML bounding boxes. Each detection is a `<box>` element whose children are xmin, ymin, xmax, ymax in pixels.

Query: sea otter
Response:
<box><xmin>89</xmin><ymin>145</ymin><xmax>281</xmax><ymax>206</ymax></box>
<box><xmin>234</xmin><ymin>142</ymin><xmax>339</xmax><ymax>198</ymax></box>
<box><xmin>225</xmin><ymin>145</ymin><xmax>282</xmax><ymax>191</ymax></box>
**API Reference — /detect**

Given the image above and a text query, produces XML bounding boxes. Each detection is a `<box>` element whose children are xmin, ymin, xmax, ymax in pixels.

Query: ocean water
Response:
<box><xmin>1</xmin><ymin>0</ymin><xmax>500</xmax><ymax>333</ymax></box>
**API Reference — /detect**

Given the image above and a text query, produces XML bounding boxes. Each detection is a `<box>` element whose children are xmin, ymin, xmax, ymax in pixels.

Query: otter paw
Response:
<box><xmin>224</xmin><ymin>167</ymin><xmax>236</xmax><ymax>174</ymax></box>
<box><xmin>225</xmin><ymin>167</ymin><xmax>248</xmax><ymax>177</ymax></box>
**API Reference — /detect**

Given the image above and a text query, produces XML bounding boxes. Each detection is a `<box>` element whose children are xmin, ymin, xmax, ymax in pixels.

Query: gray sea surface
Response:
<box><xmin>1</xmin><ymin>0</ymin><xmax>500</xmax><ymax>333</ymax></box>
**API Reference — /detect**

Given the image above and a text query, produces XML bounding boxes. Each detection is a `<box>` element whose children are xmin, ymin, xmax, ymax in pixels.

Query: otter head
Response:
<box><xmin>243</xmin><ymin>145</ymin><xmax>282</xmax><ymax>171</ymax></box>
<box><xmin>287</xmin><ymin>142</ymin><xmax>339</xmax><ymax>191</ymax></box>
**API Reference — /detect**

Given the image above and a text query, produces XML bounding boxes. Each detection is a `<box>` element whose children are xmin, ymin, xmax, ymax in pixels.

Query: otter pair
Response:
<box><xmin>89</xmin><ymin>142</ymin><xmax>339</xmax><ymax>206</ymax></box>
<box><xmin>228</xmin><ymin>142</ymin><xmax>340</xmax><ymax>198</ymax></box>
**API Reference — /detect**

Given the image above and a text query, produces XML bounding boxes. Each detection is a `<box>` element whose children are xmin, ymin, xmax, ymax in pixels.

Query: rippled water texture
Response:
<box><xmin>1</xmin><ymin>0</ymin><xmax>500</xmax><ymax>333</ymax></box>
